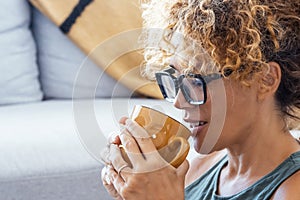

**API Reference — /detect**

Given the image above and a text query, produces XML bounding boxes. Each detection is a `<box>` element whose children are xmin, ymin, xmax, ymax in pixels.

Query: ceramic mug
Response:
<box><xmin>121</xmin><ymin>105</ymin><xmax>190</xmax><ymax>168</ymax></box>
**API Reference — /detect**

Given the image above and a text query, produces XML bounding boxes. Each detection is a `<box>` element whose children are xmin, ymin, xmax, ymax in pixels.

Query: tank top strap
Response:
<box><xmin>254</xmin><ymin>151</ymin><xmax>300</xmax><ymax>199</ymax></box>
<box><xmin>185</xmin><ymin>155</ymin><xmax>228</xmax><ymax>199</ymax></box>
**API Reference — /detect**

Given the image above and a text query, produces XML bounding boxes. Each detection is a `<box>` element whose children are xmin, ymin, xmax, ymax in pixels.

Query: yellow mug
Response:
<box><xmin>121</xmin><ymin>105</ymin><xmax>190</xmax><ymax>168</ymax></box>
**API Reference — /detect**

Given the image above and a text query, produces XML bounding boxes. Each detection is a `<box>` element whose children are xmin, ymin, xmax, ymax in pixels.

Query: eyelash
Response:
<box><xmin>192</xmin><ymin>80</ymin><xmax>203</xmax><ymax>86</ymax></box>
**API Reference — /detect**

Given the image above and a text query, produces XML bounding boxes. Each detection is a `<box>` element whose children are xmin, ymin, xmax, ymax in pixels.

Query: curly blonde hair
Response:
<box><xmin>141</xmin><ymin>0</ymin><xmax>300</xmax><ymax>126</ymax></box>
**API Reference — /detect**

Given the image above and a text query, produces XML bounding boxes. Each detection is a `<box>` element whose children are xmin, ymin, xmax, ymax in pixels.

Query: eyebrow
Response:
<box><xmin>169</xmin><ymin>63</ymin><xmax>182</xmax><ymax>73</ymax></box>
<box><xmin>169</xmin><ymin>64</ymin><xmax>176</xmax><ymax>69</ymax></box>
<box><xmin>168</xmin><ymin>64</ymin><xmax>182</xmax><ymax>76</ymax></box>
<box><xmin>169</xmin><ymin>56</ymin><xmax>190</xmax><ymax>72</ymax></box>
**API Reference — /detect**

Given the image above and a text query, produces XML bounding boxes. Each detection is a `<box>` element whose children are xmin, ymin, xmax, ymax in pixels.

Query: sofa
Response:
<box><xmin>1</xmin><ymin>1</ymin><xmax>299</xmax><ymax>200</ymax></box>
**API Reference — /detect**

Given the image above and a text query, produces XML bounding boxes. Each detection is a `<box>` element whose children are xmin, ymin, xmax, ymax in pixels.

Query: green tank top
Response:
<box><xmin>185</xmin><ymin>151</ymin><xmax>300</xmax><ymax>200</ymax></box>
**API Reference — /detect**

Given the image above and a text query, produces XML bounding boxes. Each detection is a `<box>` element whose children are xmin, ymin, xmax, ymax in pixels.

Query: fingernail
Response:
<box><xmin>119</xmin><ymin>123</ymin><xmax>126</xmax><ymax>129</ymax></box>
<box><xmin>108</xmin><ymin>131</ymin><xmax>118</xmax><ymax>142</ymax></box>
<box><xmin>125</xmin><ymin>118</ymin><xmax>134</xmax><ymax>126</ymax></box>
<box><xmin>109</xmin><ymin>171</ymin><xmax>118</xmax><ymax>183</ymax></box>
<box><xmin>105</xmin><ymin>176</ymin><xmax>111</xmax><ymax>184</ymax></box>
<box><xmin>119</xmin><ymin>131</ymin><xmax>130</xmax><ymax>141</ymax></box>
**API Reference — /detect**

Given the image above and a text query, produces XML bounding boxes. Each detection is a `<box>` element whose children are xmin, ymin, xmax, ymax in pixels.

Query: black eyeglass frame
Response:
<box><xmin>155</xmin><ymin>67</ymin><xmax>223</xmax><ymax>105</ymax></box>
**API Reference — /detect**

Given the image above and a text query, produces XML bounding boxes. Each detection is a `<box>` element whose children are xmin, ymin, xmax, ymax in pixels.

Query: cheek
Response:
<box><xmin>225</xmin><ymin>84</ymin><xmax>257</xmax><ymax>124</ymax></box>
<box><xmin>193</xmin><ymin>99</ymin><xmax>227</xmax><ymax>153</ymax></box>
<box><xmin>191</xmin><ymin>81</ymin><xmax>228</xmax><ymax>153</ymax></box>
<box><xmin>195</xmin><ymin>81</ymin><xmax>255</xmax><ymax>152</ymax></box>
<box><xmin>214</xmin><ymin>84</ymin><xmax>257</xmax><ymax>147</ymax></box>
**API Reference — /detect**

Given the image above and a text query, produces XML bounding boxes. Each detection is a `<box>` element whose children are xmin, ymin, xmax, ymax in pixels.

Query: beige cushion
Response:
<box><xmin>30</xmin><ymin>0</ymin><xmax>162</xmax><ymax>98</ymax></box>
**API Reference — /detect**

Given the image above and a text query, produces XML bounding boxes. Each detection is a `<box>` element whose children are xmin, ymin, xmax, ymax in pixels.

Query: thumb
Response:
<box><xmin>177</xmin><ymin>159</ymin><xmax>189</xmax><ymax>177</ymax></box>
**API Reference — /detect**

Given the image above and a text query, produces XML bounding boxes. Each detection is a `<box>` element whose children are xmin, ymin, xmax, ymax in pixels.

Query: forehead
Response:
<box><xmin>168</xmin><ymin>34</ymin><xmax>219</xmax><ymax>75</ymax></box>
<box><xmin>169</xmin><ymin>53</ymin><xmax>219</xmax><ymax>75</ymax></box>
<box><xmin>169</xmin><ymin>56</ymin><xmax>185</xmax><ymax>72</ymax></box>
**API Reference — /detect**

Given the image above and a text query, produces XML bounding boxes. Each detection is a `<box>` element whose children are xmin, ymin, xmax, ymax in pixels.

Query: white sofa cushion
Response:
<box><xmin>32</xmin><ymin>8</ymin><xmax>133</xmax><ymax>99</ymax></box>
<box><xmin>0</xmin><ymin>0</ymin><xmax>42</xmax><ymax>105</ymax></box>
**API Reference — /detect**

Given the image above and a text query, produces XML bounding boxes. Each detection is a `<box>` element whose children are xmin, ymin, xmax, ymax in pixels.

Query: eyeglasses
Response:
<box><xmin>155</xmin><ymin>66</ymin><xmax>223</xmax><ymax>105</ymax></box>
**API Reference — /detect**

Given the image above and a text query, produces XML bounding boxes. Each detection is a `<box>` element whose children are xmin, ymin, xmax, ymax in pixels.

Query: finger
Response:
<box><xmin>100</xmin><ymin>146</ymin><xmax>111</xmax><ymax>165</ymax></box>
<box><xmin>108</xmin><ymin>132</ymin><xmax>121</xmax><ymax>145</ymax></box>
<box><xmin>177</xmin><ymin>159</ymin><xmax>190</xmax><ymax>178</ymax></box>
<box><xmin>119</xmin><ymin>117</ymin><xmax>128</xmax><ymax>125</ymax></box>
<box><xmin>125</xmin><ymin>118</ymin><xmax>150</xmax><ymax>139</ymax></box>
<box><xmin>125</xmin><ymin>119</ymin><xmax>167</xmax><ymax>171</ymax></box>
<box><xmin>118</xmin><ymin>129</ymin><xmax>146</xmax><ymax>164</ymax></box>
<box><xmin>107</xmin><ymin>166</ymin><xmax>126</xmax><ymax>194</ymax></box>
<box><xmin>101</xmin><ymin>166</ymin><xmax>111</xmax><ymax>185</ymax></box>
<box><xmin>104</xmin><ymin>167</ymin><xmax>124</xmax><ymax>200</ymax></box>
<box><xmin>109</xmin><ymin>144</ymin><xmax>133</xmax><ymax>175</ymax></box>
<box><xmin>125</xmin><ymin>118</ymin><xmax>158</xmax><ymax>153</ymax></box>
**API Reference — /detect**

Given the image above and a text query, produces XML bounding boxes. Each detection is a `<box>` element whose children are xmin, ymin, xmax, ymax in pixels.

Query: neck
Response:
<box><xmin>225</xmin><ymin>115</ymin><xmax>299</xmax><ymax>177</ymax></box>
<box><xmin>217</xmin><ymin>113</ymin><xmax>300</xmax><ymax>196</ymax></box>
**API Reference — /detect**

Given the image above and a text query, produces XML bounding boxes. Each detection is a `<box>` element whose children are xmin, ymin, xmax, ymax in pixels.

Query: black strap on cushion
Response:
<box><xmin>60</xmin><ymin>0</ymin><xmax>94</xmax><ymax>34</ymax></box>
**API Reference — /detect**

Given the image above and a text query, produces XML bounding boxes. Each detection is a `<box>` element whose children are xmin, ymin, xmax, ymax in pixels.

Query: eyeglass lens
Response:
<box><xmin>181</xmin><ymin>77</ymin><xmax>205</xmax><ymax>103</ymax></box>
<box><xmin>160</xmin><ymin>74</ymin><xmax>205</xmax><ymax>103</ymax></box>
<box><xmin>161</xmin><ymin>75</ymin><xmax>177</xmax><ymax>100</ymax></box>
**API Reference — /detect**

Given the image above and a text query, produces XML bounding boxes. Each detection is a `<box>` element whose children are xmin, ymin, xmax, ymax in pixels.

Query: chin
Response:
<box><xmin>192</xmin><ymin>136</ymin><xmax>221</xmax><ymax>154</ymax></box>
<box><xmin>193</xmin><ymin>140</ymin><xmax>211</xmax><ymax>154</ymax></box>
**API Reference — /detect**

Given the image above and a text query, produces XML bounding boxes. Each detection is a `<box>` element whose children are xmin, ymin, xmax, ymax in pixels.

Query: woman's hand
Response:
<box><xmin>101</xmin><ymin>132</ymin><xmax>124</xmax><ymax>199</ymax></box>
<box><xmin>103</xmin><ymin>118</ymin><xmax>189</xmax><ymax>200</ymax></box>
<box><xmin>101</xmin><ymin>165</ymin><xmax>123</xmax><ymax>200</ymax></box>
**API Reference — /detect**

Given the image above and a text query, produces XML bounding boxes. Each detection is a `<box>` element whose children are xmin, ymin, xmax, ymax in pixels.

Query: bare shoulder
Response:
<box><xmin>271</xmin><ymin>170</ymin><xmax>300</xmax><ymax>200</ymax></box>
<box><xmin>185</xmin><ymin>149</ymin><xmax>227</xmax><ymax>187</ymax></box>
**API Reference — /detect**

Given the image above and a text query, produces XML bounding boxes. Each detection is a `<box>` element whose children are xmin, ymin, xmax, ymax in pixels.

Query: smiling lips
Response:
<box><xmin>188</xmin><ymin>121</ymin><xmax>208</xmax><ymax>136</ymax></box>
<box><xmin>189</xmin><ymin>121</ymin><xmax>207</xmax><ymax>128</ymax></box>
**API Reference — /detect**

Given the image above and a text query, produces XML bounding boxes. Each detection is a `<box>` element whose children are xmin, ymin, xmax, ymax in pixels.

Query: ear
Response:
<box><xmin>257</xmin><ymin>62</ymin><xmax>281</xmax><ymax>101</ymax></box>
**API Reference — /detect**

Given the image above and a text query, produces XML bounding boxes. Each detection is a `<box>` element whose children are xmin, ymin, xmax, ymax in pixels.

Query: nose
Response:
<box><xmin>174</xmin><ymin>89</ymin><xmax>192</xmax><ymax>109</ymax></box>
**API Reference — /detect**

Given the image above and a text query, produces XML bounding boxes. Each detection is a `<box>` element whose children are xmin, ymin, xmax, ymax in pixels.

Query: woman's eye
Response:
<box><xmin>192</xmin><ymin>79</ymin><xmax>203</xmax><ymax>86</ymax></box>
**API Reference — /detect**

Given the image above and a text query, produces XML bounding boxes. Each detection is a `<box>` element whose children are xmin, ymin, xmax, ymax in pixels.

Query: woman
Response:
<box><xmin>101</xmin><ymin>0</ymin><xmax>300</xmax><ymax>199</ymax></box>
